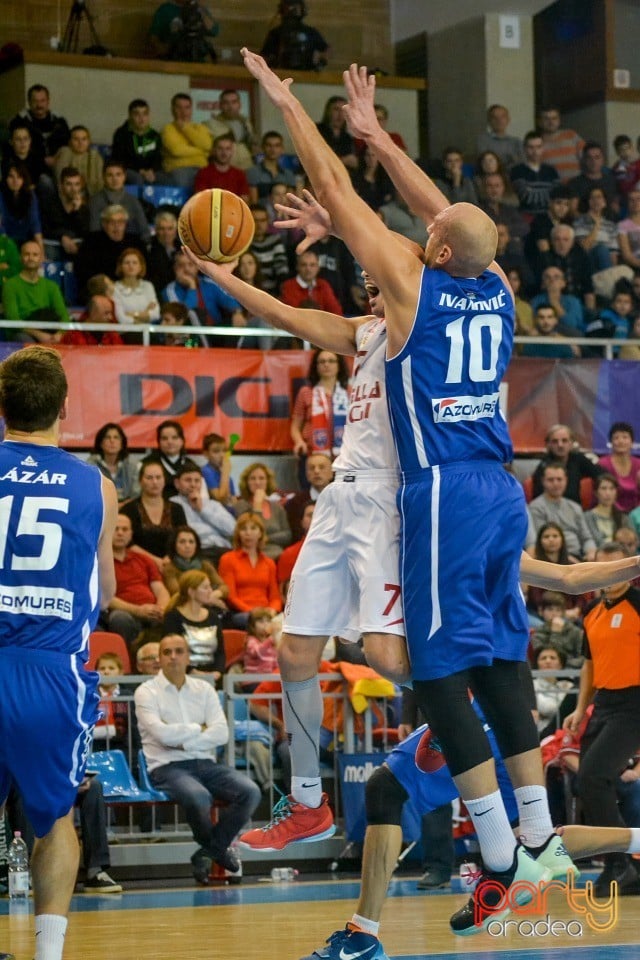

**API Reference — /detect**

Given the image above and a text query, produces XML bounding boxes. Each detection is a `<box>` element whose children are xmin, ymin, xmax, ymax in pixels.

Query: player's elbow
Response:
<box><xmin>314</xmin><ymin>176</ymin><xmax>342</xmax><ymax>212</ymax></box>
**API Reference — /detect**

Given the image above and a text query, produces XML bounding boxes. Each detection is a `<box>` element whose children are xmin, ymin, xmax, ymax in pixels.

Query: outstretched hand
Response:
<box><xmin>342</xmin><ymin>63</ymin><xmax>379</xmax><ymax>140</ymax></box>
<box><xmin>241</xmin><ymin>47</ymin><xmax>295</xmax><ymax>107</ymax></box>
<box><xmin>181</xmin><ymin>246</ymin><xmax>237</xmax><ymax>286</ymax></box>
<box><xmin>274</xmin><ymin>189</ymin><xmax>333</xmax><ymax>254</ymax></box>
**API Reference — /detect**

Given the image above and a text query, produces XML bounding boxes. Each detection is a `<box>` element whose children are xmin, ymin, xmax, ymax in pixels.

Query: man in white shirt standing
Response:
<box><xmin>134</xmin><ymin>634</ymin><xmax>260</xmax><ymax>883</ymax></box>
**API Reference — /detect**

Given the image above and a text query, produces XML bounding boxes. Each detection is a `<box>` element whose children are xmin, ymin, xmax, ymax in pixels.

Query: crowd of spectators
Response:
<box><xmin>3</xmin><ymin>72</ymin><xmax>640</xmax><ymax>891</ymax></box>
<box><xmin>5</xmin><ymin>84</ymin><xmax>640</xmax><ymax>353</ymax></box>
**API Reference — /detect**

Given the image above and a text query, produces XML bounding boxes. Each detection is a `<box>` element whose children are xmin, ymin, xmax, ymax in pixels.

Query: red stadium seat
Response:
<box><xmin>87</xmin><ymin>631</ymin><xmax>131</xmax><ymax>674</ymax></box>
<box><xmin>223</xmin><ymin>629</ymin><xmax>248</xmax><ymax>669</ymax></box>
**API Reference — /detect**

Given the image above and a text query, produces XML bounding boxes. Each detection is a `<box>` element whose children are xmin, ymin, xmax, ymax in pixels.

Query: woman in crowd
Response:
<box><xmin>234</xmin><ymin>462</ymin><xmax>291</xmax><ymax>561</ymax></box>
<box><xmin>141</xmin><ymin>419</ymin><xmax>191</xmax><ymax>498</ymax></box>
<box><xmin>526</xmin><ymin>522</ymin><xmax>584</xmax><ymax>622</ymax></box>
<box><xmin>316</xmin><ymin>95</ymin><xmax>358</xmax><ymax>173</ymax></box>
<box><xmin>533</xmin><ymin>645</ymin><xmax>575</xmax><ymax>740</ymax></box>
<box><xmin>218</xmin><ymin>512</ymin><xmax>282</xmax><ymax>628</ymax></box>
<box><xmin>353</xmin><ymin>146</ymin><xmax>393</xmax><ymax>211</ymax></box>
<box><xmin>162</xmin><ymin>570</ymin><xmax>226</xmax><ymax>681</ymax></box>
<box><xmin>54</xmin><ymin>124</ymin><xmax>103</xmax><ymax>195</ymax></box>
<box><xmin>163</xmin><ymin>525</ymin><xmax>229</xmax><ymax>604</ymax></box>
<box><xmin>573</xmin><ymin>186</ymin><xmax>619</xmax><ymax>272</ymax></box>
<box><xmin>88</xmin><ymin>422</ymin><xmax>139</xmax><ymax>503</ymax></box>
<box><xmin>598</xmin><ymin>421</ymin><xmax>640</xmax><ymax>513</ymax></box>
<box><xmin>113</xmin><ymin>248</ymin><xmax>160</xmax><ymax>326</ymax></box>
<box><xmin>584</xmin><ymin>472</ymin><xmax>631</xmax><ymax>546</ymax></box>
<box><xmin>290</xmin><ymin>347</ymin><xmax>350</xmax><ymax>484</ymax></box>
<box><xmin>231</xmin><ymin>251</ymin><xmax>277</xmax><ymax>348</ymax></box>
<box><xmin>0</xmin><ymin>162</ymin><xmax>43</xmax><ymax>252</ymax></box>
<box><xmin>474</xmin><ymin>150</ymin><xmax>517</xmax><ymax>205</ymax></box>
<box><xmin>618</xmin><ymin>188</ymin><xmax>640</xmax><ymax>271</ymax></box>
<box><xmin>507</xmin><ymin>266</ymin><xmax>535</xmax><ymax>340</ymax></box>
<box><xmin>120</xmin><ymin>459</ymin><xmax>186</xmax><ymax>568</ymax></box>
<box><xmin>1</xmin><ymin>123</ymin><xmax>46</xmax><ymax>186</ymax></box>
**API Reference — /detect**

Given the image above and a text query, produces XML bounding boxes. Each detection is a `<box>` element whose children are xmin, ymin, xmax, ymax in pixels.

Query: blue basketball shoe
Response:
<box><xmin>299</xmin><ymin>927</ymin><xmax>389</xmax><ymax>960</ymax></box>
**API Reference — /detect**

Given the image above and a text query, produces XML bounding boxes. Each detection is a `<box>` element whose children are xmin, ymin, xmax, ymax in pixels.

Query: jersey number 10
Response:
<box><xmin>444</xmin><ymin>315</ymin><xmax>502</xmax><ymax>384</ymax></box>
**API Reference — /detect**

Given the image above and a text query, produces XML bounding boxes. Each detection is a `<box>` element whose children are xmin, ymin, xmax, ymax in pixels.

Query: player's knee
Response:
<box><xmin>366</xmin><ymin>764</ymin><xmax>407</xmax><ymax>826</ymax></box>
<box><xmin>363</xmin><ymin>634</ymin><xmax>411</xmax><ymax>685</ymax></box>
<box><xmin>277</xmin><ymin>632</ymin><xmax>324</xmax><ymax>680</ymax></box>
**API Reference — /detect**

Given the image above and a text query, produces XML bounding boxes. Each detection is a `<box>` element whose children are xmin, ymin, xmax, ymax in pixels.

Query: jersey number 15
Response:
<box><xmin>0</xmin><ymin>496</ymin><xmax>69</xmax><ymax>571</ymax></box>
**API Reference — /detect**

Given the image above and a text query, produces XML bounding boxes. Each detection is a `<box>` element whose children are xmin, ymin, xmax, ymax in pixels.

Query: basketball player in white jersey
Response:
<box><xmin>184</xmin><ymin>219</ymin><xmax>414</xmax><ymax>849</ymax></box>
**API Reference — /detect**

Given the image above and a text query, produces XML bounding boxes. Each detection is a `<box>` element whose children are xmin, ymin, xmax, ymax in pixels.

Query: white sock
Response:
<box><xmin>291</xmin><ymin>776</ymin><xmax>322</xmax><ymax>808</ymax></box>
<box><xmin>627</xmin><ymin>828</ymin><xmax>640</xmax><ymax>854</ymax></box>
<box><xmin>514</xmin><ymin>785</ymin><xmax>554</xmax><ymax>847</ymax></box>
<box><xmin>35</xmin><ymin>914</ymin><xmax>68</xmax><ymax>960</ymax></box>
<box><xmin>466</xmin><ymin>790</ymin><xmax>517</xmax><ymax>872</ymax></box>
<box><xmin>350</xmin><ymin>913</ymin><xmax>380</xmax><ymax>937</ymax></box>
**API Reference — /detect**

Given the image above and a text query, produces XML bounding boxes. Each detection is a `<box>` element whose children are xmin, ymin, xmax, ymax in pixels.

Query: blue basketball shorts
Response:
<box><xmin>0</xmin><ymin>646</ymin><xmax>99</xmax><ymax>837</ymax></box>
<box><xmin>398</xmin><ymin>461</ymin><xmax>529</xmax><ymax>681</ymax></box>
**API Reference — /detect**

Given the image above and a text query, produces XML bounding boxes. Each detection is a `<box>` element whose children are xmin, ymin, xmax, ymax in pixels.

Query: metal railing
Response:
<box><xmin>0</xmin><ymin>318</ymin><xmax>634</xmax><ymax>358</ymax></box>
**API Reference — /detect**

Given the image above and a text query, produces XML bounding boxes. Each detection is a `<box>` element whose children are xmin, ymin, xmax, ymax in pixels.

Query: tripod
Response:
<box><xmin>60</xmin><ymin>0</ymin><xmax>102</xmax><ymax>54</ymax></box>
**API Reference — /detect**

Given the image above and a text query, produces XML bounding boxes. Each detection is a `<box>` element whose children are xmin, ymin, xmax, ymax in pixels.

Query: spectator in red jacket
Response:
<box><xmin>280</xmin><ymin>250</ymin><xmax>343</xmax><ymax>314</ymax></box>
<box><xmin>194</xmin><ymin>134</ymin><xmax>250</xmax><ymax>201</ymax></box>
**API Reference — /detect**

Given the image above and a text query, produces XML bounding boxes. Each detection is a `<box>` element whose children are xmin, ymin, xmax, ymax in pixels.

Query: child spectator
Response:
<box><xmin>158</xmin><ymin>300</ymin><xmax>200</xmax><ymax>346</ymax></box>
<box><xmin>202</xmin><ymin>432</ymin><xmax>237</xmax><ymax>505</ymax></box>
<box><xmin>93</xmin><ymin>652</ymin><xmax>128</xmax><ymax>750</ymax></box>
<box><xmin>243</xmin><ymin>607</ymin><xmax>279</xmax><ymax>678</ymax></box>
<box><xmin>612</xmin><ymin>135</ymin><xmax>640</xmax><ymax>204</ymax></box>
<box><xmin>531</xmin><ymin>591</ymin><xmax>584</xmax><ymax>668</ymax></box>
<box><xmin>597</xmin><ymin>289</ymin><xmax>636</xmax><ymax>343</ymax></box>
<box><xmin>533</xmin><ymin>645</ymin><xmax>575</xmax><ymax>739</ymax></box>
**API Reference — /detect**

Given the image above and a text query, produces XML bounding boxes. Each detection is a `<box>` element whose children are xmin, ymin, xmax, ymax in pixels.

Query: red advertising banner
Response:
<box><xmin>57</xmin><ymin>346</ymin><xmax>311</xmax><ymax>450</ymax></box>
<box><xmin>30</xmin><ymin>347</ymin><xmax>634</xmax><ymax>455</ymax></box>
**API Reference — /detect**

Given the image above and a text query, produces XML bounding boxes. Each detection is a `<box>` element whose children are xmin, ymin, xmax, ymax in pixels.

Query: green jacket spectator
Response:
<box><xmin>2</xmin><ymin>240</ymin><xmax>69</xmax><ymax>343</ymax></box>
<box><xmin>0</xmin><ymin>234</ymin><xmax>21</xmax><ymax>286</ymax></box>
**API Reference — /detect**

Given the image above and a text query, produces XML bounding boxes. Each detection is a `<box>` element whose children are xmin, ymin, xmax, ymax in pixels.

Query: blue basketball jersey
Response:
<box><xmin>0</xmin><ymin>441</ymin><xmax>104</xmax><ymax>657</ymax></box>
<box><xmin>387</xmin><ymin>710</ymin><xmax>518</xmax><ymax>824</ymax></box>
<box><xmin>385</xmin><ymin>267</ymin><xmax>515</xmax><ymax>473</ymax></box>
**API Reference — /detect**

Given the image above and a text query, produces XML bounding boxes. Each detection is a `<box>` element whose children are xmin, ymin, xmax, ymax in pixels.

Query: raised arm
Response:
<box><xmin>342</xmin><ymin>64</ymin><xmax>449</xmax><ymax>225</ymax></box>
<box><xmin>182</xmin><ymin>247</ymin><xmax>365</xmax><ymax>356</ymax></box>
<box><xmin>241</xmin><ymin>47</ymin><xmax>422</xmax><ymax>351</ymax></box>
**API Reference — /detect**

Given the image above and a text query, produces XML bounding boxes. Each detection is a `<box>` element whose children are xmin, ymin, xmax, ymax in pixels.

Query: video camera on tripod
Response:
<box><xmin>169</xmin><ymin>0</ymin><xmax>218</xmax><ymax>63</ymax></box>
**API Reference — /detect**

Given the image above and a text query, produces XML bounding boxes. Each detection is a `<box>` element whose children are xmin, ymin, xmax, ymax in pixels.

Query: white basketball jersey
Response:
<box><xmin>332</xmin><ymin>318</ymin><xmax>398</xmax><ymax>475</ymax></box>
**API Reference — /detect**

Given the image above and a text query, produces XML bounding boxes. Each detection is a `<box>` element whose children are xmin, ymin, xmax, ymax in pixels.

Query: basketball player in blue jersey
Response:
<box><xmin>241</xmin><ymin>49</ymin><xmax>570</xmax><ymax>934</ymax></box>
<box><xmin>0</xmin><ymin>346</ymin><xmax>117</xmax><ymax>960</ymax></box>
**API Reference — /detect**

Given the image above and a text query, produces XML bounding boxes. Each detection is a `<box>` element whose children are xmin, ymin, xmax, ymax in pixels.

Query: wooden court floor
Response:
<box><xmin>2</xmin><ymin>876</ymin><xmax>640</xmax><ymax>960</ymax></box>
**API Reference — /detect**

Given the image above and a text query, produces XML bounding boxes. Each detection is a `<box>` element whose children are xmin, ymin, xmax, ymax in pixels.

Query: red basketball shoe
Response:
<box><xmin>238</xmin><ymin>793</ymin><xmax>335</xmax><ymax>851</ymax></box>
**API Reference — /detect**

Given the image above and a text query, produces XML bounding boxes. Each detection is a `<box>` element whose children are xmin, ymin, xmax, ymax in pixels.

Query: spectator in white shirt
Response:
<box><xmin>134</xmin><ymin>633</ymin><xmax>260</xmax><ymax>883</ymax></box>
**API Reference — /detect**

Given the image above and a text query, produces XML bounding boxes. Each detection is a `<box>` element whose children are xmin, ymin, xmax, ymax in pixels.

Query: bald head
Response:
<box><xmin>426</xmin><ymin>203</ymin><xmax>497</xmax><ymax>277</ymax></box>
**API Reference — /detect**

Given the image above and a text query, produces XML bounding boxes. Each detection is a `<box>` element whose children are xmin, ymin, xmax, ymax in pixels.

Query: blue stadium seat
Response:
<box><xmin>141</xmin><ymin>185</ymin><xmax>189</xmax><ymax>210</ymax></box>
<box><xmin>136</xmin><ymin>749</ymin><xmax>170</xmax><ymax>801</ymax></box>
<box><xmin>87</xmin><ymin>750</ymin><xmax>157</xmax><ymax>802</ymax></box>
<box><xmin>43</xmin><ymin>260</ymin><xmax>79</xmax><ymax>308</ymax></box>
<box><xmin>43</xmin><ymin>260</ymin><xmax>65</xmax><ymax>290</ymax></box>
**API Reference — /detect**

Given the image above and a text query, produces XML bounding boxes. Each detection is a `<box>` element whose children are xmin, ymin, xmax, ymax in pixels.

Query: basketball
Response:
<box><xmin>415</xmin><ymin>727</ymin><xmax>447</xmax><ymax>773</ymax></box>
<box><xmin>178</xmin><ymin>188</ymin><xmax>255</xmax><ymax>263</ymax></box>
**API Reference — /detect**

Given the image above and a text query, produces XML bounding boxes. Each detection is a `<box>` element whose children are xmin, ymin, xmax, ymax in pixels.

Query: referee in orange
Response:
<box><xmin>564</xmin><ymin>541</ymin><xmax>640</xmax><ymax>897</ymax></box>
